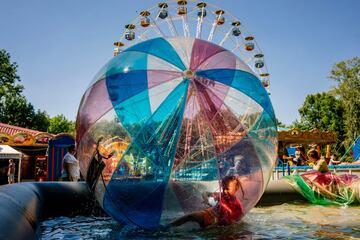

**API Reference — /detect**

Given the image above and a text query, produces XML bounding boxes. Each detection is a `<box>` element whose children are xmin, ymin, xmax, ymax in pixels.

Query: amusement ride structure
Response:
<box><xmin>112</xmin><ymin>0</ymin><xmax>271</xmax><ymax>93</ymax></box>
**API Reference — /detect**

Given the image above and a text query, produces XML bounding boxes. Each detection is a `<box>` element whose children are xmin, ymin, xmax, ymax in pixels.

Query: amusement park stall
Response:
<box><xmin>277</xmin><ymin>128</ymin><xmax>336</xmax><ymax>159</ymax></box>
<box><xmin>47</xmin><ymin>134</ymin><xmax>75</xmax><ymax>181</ymax></box>
<box><xmin>0</xmin><ymin>145</ymin><xmax>22</xmax><ymax>184</ymax></box>
<box><xmin>0</xmin><ymin>123</ymin><xmax>53</xmax><ymax>181</ymax></box>
<box><xmin>0</xmin><ymin>122</ymin><xmax>75</xmax><ymax>181</ymax></box>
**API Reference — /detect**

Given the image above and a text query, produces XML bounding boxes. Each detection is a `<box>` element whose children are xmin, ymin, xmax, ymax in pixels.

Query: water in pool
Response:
<box><xmin>40</xmin><ymin>202</ymin><xmax>360</xmax><ymax>239</ymax></box>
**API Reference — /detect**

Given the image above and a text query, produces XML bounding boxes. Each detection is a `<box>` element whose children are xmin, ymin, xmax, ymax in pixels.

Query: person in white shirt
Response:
<box><xmin>61</xmin><ymin>145</ymin><xmax>80</xmax><ymax>181</ymax></box>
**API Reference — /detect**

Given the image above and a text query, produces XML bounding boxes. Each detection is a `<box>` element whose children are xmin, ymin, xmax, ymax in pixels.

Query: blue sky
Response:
<box><xmin>1</xmin><ymin>0</ymin><xmax>359</xmax><ymax>125</ymax></box>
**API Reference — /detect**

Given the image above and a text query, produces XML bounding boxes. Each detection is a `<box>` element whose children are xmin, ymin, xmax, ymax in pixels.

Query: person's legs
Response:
<box><xmin>8</xmin><ymin>174</ymin><xmax>14</xmax><ymax>184</ymax></box>
<box><xmin>170</xmin><ymin>209</ymin><xmax>216</xmax><ymax>228</ymax></box>
<box><xmin>60</xmin><ymin>176</ymin><xmax>70</xmax><ymax>181</ymax></box>
<box><xmin>170</xmin><ymin>211</ymin><xmax>205</xmax><ymax>227</ymax></box>
<box><xmin>69</xmin><ymin>175</ymin><xmax>77</xmax><ymax>182</ymax></box>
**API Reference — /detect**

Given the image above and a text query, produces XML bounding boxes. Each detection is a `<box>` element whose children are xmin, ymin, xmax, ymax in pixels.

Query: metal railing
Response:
<box><xmin>272</xmin><ymin>164</ymin><xmax>360</xmax><ymax>180</ymax></box>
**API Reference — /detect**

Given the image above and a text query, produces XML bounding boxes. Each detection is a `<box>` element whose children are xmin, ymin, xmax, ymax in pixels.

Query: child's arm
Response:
<box><xmin>211</xmin><ymin>192</ymin><xmax>222</xmax><ymax>202</ymax></box>
<box><xmin>201</xmin><ymin>192</ymin><xmax>211</xmax><ymax>206</ymax></box>
<box><xmin>202</xmin><ymin>191</ymin><xmax>221</xmax><ymax>205</ymax></box>
<box><xmin>238</xmin><ymin>179</ymin><xmax>245</xmax><ymax>197</ymax></box>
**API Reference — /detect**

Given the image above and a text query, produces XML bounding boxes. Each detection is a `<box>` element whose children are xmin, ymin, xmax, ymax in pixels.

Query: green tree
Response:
<box><xmin>48</xmin><ymin>114</ymin><xmax>75</xmax><ymax>135</ymax></box>
<box><xmin>32</xmin><ymin>110</ymin><xmax>50</xmax><ymax>132</ymax></box>
<box><xmin>293</xmin><ymin>92</ymin><xmax>346</xmax><ymax>141</ymax></box>
<box><xmin>0</xmin><ymin>49</ymin><xmax>50</xmax><ymax>131</ymax></box>
<box><xmin>90</xmin><ymin>117</ymin><xmax>129</xmax><ymax>142</ymax></box>
<box><xmin>0</xmin><ymin>49</ymin><xmax>23</xmax><ymax>101</ymax></box>
<box><xmin>329</xmin><ymin>57</ymin><xmax>360</xmax><ymax>144</ymax></box>
<box><xmin>1</xmin><ymin>95</ymin><xmax>35</xmax><ymax>128</ymax></box>
<box><xmin>0</xmin><ymin>95</ymin><xmax>50</xmax><ymax>131</ymax></box>
<box><xmin>276</xmin><ymin>118</ymin><xmax>287</xmax><ymax>128</ymax></box>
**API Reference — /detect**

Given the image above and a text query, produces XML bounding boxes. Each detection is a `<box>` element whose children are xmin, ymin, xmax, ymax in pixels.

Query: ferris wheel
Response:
<box><xmin>112</xmin><ymin>0</ymin><xmax>271</xmax><ymax>94</ymax></box>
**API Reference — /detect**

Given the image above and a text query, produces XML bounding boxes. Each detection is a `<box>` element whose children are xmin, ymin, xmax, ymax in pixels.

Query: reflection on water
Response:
<box><xmin>41</xmin><ymin>202</ymin><xmax>360</xmax><ymax>239</ymax></box>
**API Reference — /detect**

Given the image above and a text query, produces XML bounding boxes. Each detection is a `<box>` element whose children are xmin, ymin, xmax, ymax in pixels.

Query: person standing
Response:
<box><xmin>7</xmin><ymin>159</ymin><xmax>16</xmax><ymax>184</ymax></box>
<box><xmin>61</xmin><ymin>145</ymin><xmax>80</xmax><ymax>181</ymax></box>
<box><xmin>329</xmin><ymin>154</ymin><xmax>341</xmax><ymax>166</ymax></box>
<box><xmin>293</xmin><ymin>147</ymin><xmax>304</xmax><ymax>166</ymax></box>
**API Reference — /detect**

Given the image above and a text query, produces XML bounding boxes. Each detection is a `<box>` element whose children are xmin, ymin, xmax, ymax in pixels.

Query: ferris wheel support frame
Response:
<box><xmin>113</xmin><ymin>0</ymin><xmax>271</xmax><ymax>94</ymax></box>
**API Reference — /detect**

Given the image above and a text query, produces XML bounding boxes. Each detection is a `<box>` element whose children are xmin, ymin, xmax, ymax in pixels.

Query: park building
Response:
<box><xmin>0</xmin><ymin>122</ymin><xmax>74</xmax><ymax>184</ymax></box>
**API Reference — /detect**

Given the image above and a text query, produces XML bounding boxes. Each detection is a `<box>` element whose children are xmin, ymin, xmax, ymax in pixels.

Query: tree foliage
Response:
<box><xmin>0</xmin><ymin>49</ymin><xmax>50</xmax><ymax>131</ymax></box>
<box><xmin>276</xmin><ymin>119</ymin><xmax>287</xmax><ymax>128</ymax></box>
<box><xmin>0</xmin><ymin>49</ymin><xmax>74</xmax><ymax>133</ymax></box>
<box><xmin>89</xmin><ymin>117</ymin><xmax>129</xmax><ymax>142</ymax></box>
<box><xmin>292</xmin><ymin>57</ymin><xmax>359</xmax><ymax>156</ymax></box>
<box><xmin>329</xmin><ymin>57</ymin><xmax>360</xmax><ymax>143</ymax></box>
<box><xmin>0</xmin><ymin>49</ymin><xmax>23</xmax><ymax>100</ymax></box>
<box><xmin>48</xmin><ymin>114</ymin><xmax>75</xmax><ymax>135</ymax></box>
<box><xmin>292</xmin><ymin>92</ymin><xmax>346</xmax><ymax>154</ymax></box>
<box><xmin>295</xmin><ymin>93</ymin><xmax>345</xmax><ymax>134</ymax></box>
<box><xmin>0</xmin><ymin>95</ymin><xmax>50</xmax><ymax>132</ymax></box>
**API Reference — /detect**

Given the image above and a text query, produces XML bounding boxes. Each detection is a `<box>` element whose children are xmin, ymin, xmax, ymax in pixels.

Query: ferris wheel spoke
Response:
<box><xmin>185</xmin><ymin>89</ymin><xmax>201</xmax><ymax>159</ymax></box>
<box><xmin>182</xmin><ymin>15</ymin><xmax>190</xmax><ymax>37</ymax></box>
<box><xmin>150</xmin><ymin>17</ymin><xmax>166</xmax><ymax>37</ymax></box>
<box><xmin>193</xmin><ymin>91</ymin><xmax>207</xmax><ymax>158</ymax></box>
<box><xmin>239</xmin><ymin>99</ymin><xmax>253</xmax><ymax>125</ymax></box>
<box><xmin>166</xmin><ymin>16</ymin><xmax>179</xmax><ymax>37</ymax></box>
<box><xmin>138</xmin><ymin>32</ymin><xmax>149</xmax><ymax>41</ymax></box>
<box><xmin>230</xmin><ymin>44</ymin><xmax>240</xmax><ymax>53</ymax></box>
<box><xmin>207</xmin><ymin>22</ymin><xmax>217</xmax><ymax>42</ymax></box>
<box><xmin>244</xmin><ymin>57</ymin><xmax>253</xmax><ymax>64</ymax></box>
<box><xmin>184</xmin><ymin>98</ymin><xmax>195</xmax><ymax>156</ymax></box>
<box><xmin>137</xmin><ymin>28</ymin><xmax>150</xmax><ymax>41</ymax></box>
<box><xmin>196</xmin><ymin>17</ymin><xmax>204</xmax><ymax>39</ymax></box>
<box><xmin>185</xmin><ymin>82</ymin><xmax>209</xmax><ymax>160</ymax></box>
<box><xmin>219</xmin><ymin>28</ymin><xmax>232</xmax><ymax>46</ymax></box>
<box><xmin>155</xmin><ymin>4</ymin><xmax>165</xmax><ymax>21</ymax></box>
<box><xmin>208</xmin><ymin>10</ymin><xmax>225</xmax><ymax>42</ymax></box>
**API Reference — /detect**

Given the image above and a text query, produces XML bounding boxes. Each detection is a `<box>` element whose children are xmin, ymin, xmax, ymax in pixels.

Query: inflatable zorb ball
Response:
<box><xmin>76</xmin><ymin>37</ymin><xmax>277</xmax><ymax>230</ymax></box>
